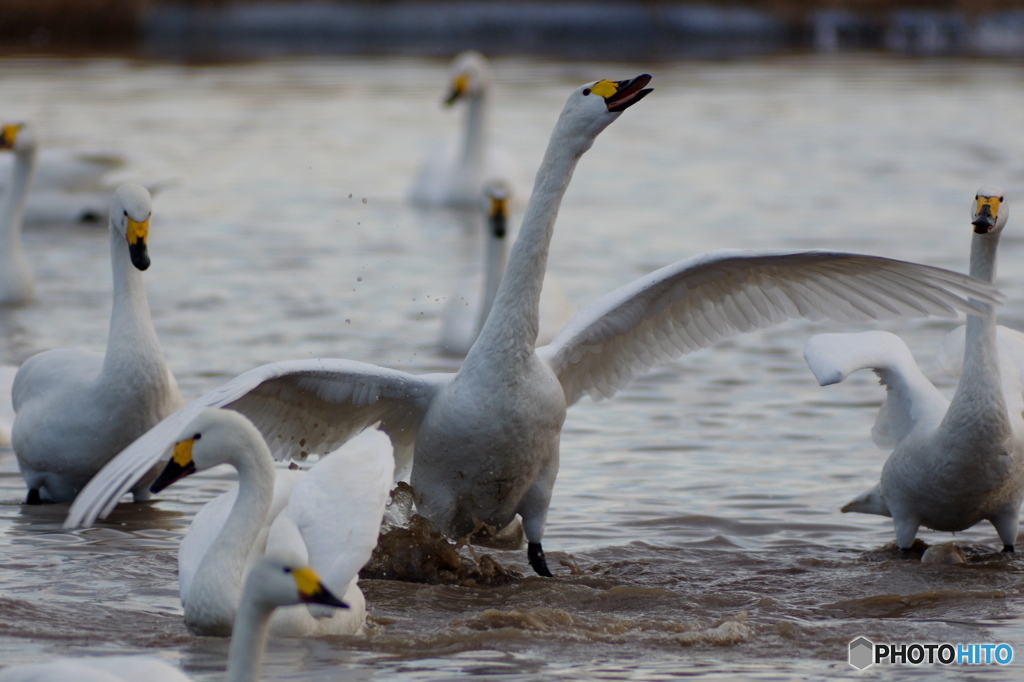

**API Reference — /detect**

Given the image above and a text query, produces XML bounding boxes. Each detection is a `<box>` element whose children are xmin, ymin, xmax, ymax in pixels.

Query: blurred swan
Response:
<box><xmin>0</xmin><ymin>143</ymin><xmax>125</xmax><ymax>224</ymax></box>
<box><xmin>68</xmin><ymin>75</ymin><xmax>1001</xmax><ymax>578</ymax></box>
<box><xmin>0</xmin><ymin>556</ymin><xmax>347</xmax><ymax>682</ymax></box>
<box><xmin>149</xmin><ymin>409</ymin><xmax>392</xmax><ymax>637</ymax></box>
<box><xmin>409</xmin><ymin>51</ymin><xmax>515</xmax><ymax>208</ymax></box>
<box><xmin>0</xmin><ymin>123</ymin><xmax>38</xmax><ymax>305</ymax></box>
<box><xmin>804</xmin><ymin>186</ymin><xmax>1024</xmax><ymax>551</ymax></box>
<box><xmin>11</xmin><ymin>183</ymin><xmax>183</xmax><ymax>503</ymax></box>
<box><xmin>439</xmin><ymin>181</ymin><xmax>573</xmax><ymax>356</ymax></box>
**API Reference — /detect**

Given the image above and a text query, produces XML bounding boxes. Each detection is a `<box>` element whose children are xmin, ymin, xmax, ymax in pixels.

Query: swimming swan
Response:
<box><xmin>804</xmin><ymin>186</ymin><xmax>1024</xmax><ymax>551</ymax></box>
<box><xmin>0</xmin><ymin>122</ymin><xmax>39</xmax><ymax>305</ymax></box>
<box><xmin>0</xmin><ymin>557</ymin><xmax>347</xmax><ymax>682</ymax></box>
<box><xmin>150</xmin><ymin>408</ymin><xmax>392</xmax><ymax>637</ymax></box>
<box><xmin>409</xmin><ymin>51</ymin><xmax>514</xmax><ymax>208</ymax></box>
<box><xmin>438</xmin><ymin>182</ymin><xmax>572</xmax><ymax>356</ymax></box>
<box><xmin>68</xmin><ymin>76</ymin><xmax>1002</xmax><ymax>578</ymax></box>
<box><xmin>11</xmin><ymin>183</ymin><xmax>183</xmax><ymax>503</ymax></box>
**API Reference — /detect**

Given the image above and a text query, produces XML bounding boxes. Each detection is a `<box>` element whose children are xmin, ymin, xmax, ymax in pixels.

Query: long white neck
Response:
<box><xmin>100</xmin><ymin>228</ymin><xmax>164</xmax><ymax>380</ymax></box>
<box><xmin>477</xmin><ymin>227</ymin><xmax>508</xmax><ymax>336</ymax></box>
<box><xmin>460</xmin><ymin>91</ymin><xmax>487</xmax><ymax>167</ymax></box>
<box><xmin>0</xmin><ymin>145</ymin><xmax>36</xmax><ymax>303</ymax></box>
<box><xmin>945</xmin><ymin>230</ymin><xmax>1007</xmax><ymax>434</ymax></box>
<box><xmin>189</xmin><ymin>449</ymin><xmax>275</xmax><ymax>633</ymax></box>
<box><xmin>225</xmin><ymin>585</ymin><xmax>275</xmax><ymax>682</ymax></box>
<box><xmin>466</xmin><ymin>127</ymin><xmax>583</xmax><ymax>365</ymax></box>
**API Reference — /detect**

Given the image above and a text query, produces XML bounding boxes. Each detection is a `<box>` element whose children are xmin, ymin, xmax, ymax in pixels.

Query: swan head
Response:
<box><xmin>0</xmin><ymin>122</ymin><xmax>37</xmax><ymax>154</ymax></box>
<box><xmin>554</xmin><ymin>75</ymin><xmax>653</xmax><ymax>155</ymax></box>
<box><xmin>150</xmin><ymin>408</ymin><xmax>265</xmax><ymax>493</ymax></box>
<box><xmin>444</xmin><ymin>50</ymin><xmax>493</xmax><ymax>105</ymax></box>
<box><xmin>971</xmin><ymin>185</ymin><xmax>1008</xmax><ymax>235</ymax></box>
<box><xmin>485</xmin><ymin>180</ymin><xmax>511</xmax><ymax>239</ymax></box>
<box><xmin>111</xmin><ymin>183</ymin><xmax>153</xmax><ymax>271</ymax></box>
<box><xmin>244</xmin><ymin>557</ymin><xmax>349</xmax><ymax>610</ymax></box>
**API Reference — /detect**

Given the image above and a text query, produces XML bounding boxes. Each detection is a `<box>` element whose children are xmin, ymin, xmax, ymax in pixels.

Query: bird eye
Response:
<box><xmin>582</xmin><ymin>88</ymin><xmax>591</xmax><ymax>96</ymax></box>
<box><xmin>123</xmin><ymin>210</ymin><xmax>128</xmax><ymax>217</ymax></box>
<box><xmin>193</xmin><ymin>433</ymin><xmax>202</xmax><ymax>441</ymax></box>
<box><xmin>282</xmin><ymin>566</ymin><xmax>292</xmax><ymax>574</ymax></box>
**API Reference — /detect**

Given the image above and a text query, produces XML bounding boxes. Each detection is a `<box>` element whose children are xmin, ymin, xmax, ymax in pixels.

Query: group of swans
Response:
<box><xmin>68</xmin><ymin>73</ymin><xmax>1006</xmax><ymax>578</ymax></box>
<box><xmin>11</xmin><ymin>182</ymin><xmax>183</xmax><ymax>503</ymax></box>
<box><xmin>0</xmin><ymin>554</ymin><xmax>348</xmax><ymax>682</ymax></box>
<box><xmin>805</xmin><ymin>186</ymin><xmax>1024</xmax><ymax>552</ymax></box>
<box><xmin>409</xmin><ymin>51</ymin><xmax>516</xmax><ymax>209</ymax></box>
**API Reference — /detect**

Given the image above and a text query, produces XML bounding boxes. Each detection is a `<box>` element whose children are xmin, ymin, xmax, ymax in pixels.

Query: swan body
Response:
<box><xmin>11</xmin><ymin>183</ymin><xmax>183</xmax><ymax>503</ymax></box>
<box><xmin>69</xmin><ymin>76</ymin><xmax>1003</xmax><ymax>578</ymax></box>
<box><xmin>0</xmin><ymin>123</ymin><xmax>38</xmax><ymax>305</ymax></box>
<box><xmin>0</xmin><ymin>557</ymin><xmax>347</xmax><ymax>682</ymax></box>
<box><xmin>804</xmin><ymin>186</ymin><xmax>1024</xmax><ymax>551</ymax></box>
<box><xmin>150</xmin><ymin>409</ymin><xmax>392</xmax><ymax>637</ymax></box>
<box><xmin>409</xmin><ymin>51</ymin><xmax>515</xmax><ymax>208</ymax></box>
<box><xmin>439</xmin><ymin>182</ymin><xmax>573</xmax><ymax>356</ymax></box>
<box><xmin>0</xmin><ymin>146</ymin><xmax>125</xmax><ymax>224</ymax></box>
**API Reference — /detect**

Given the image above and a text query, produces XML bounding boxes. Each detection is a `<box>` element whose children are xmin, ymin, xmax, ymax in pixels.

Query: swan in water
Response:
<box><xmin>12</xmin><ymin>183</ymin><xmax>184</xmax><ymax>504</ymax></box>
<box><xmin>409</xmin><ymin>51</ymin><xmax>515</xmax><ymax>208</ymax></box>
<box><xmin>0</xmin><ymin>122</ymin><xmax>38</xmax><ymax>305</ymax></box>
<box><xmin>0</xmin><ymin>141</ymin><xmax>126</xmax><ymax>224</ymax></box>
<box><xmin>0</xmin><ymin>556</ymin><xmax>347</xmax><ymax>682</ymax></box>
<box><xmin>68</xmin><ymin>75</ymin><xmax>1002</xmax><ymax>577</ymax></box>
<box><xmin>149</xmin><ymin>408</ymin><xmax>392</xmax><ymax>636</ymax></box>
<box><xmin>439</xmin><ymin>181</ymin><xmax>573</xmax><ymax>356</ymax></box>
<box><xmin>804</xmin><ymin>186</ymin><xmax>1024</xmax><ymax>552</ymax></box>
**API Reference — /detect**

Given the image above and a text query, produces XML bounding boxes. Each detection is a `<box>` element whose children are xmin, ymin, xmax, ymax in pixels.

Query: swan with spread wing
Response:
<box><xmin>68</xmin><ymin>75</ymin><xmax>1001</xmax><ymax>577</ymax></box>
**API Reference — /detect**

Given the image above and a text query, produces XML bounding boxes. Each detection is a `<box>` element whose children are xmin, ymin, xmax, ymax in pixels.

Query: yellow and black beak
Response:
<box><xmin>150</xmin><ymin>434</ymin><xmax>198</xmax><ymax>493</ymax></box>
<box><xmin>972</xmin><ymin>195</ymin><xmax>1002</xmax><ymax>234</ymax></box>
<box><xmin>591</xmin><ymin>74</ymin><xmax>653</xmax><ymax>113</ymax></box>
<box><xmin>0</xmin><ymin>124</ymin><xmax>20</xmax><ymax>151</ymax></box>
<box><xmin>444</xmin><ymin>73</ymin><xmax>469</xmax><ymax>106</ymax></box>
<box><xmin>126</xmin><ymin>214</ymin><xmax>151</xmax><ymax>271</ymax></box>
<box><xmin>290</xmin><ymin>566</ymin><xmax>349</xmax><ymax>609</ymax></box>
<box><xmin>487</xmin><ymin>191</ymin><xmax>508</xmax><ymax>239</ymax></box>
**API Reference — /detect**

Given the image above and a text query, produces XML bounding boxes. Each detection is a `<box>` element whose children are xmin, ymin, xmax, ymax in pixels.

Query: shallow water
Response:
<box><xmin>1</xmin><ymin>55</ymin><xmax>1024</xmax><ymax>679</ymax></box>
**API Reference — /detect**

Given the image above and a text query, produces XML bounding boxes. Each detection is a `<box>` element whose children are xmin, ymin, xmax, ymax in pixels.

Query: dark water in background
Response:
<box><xmin>0</xmin><ymin>55</ymin><xmax>1023</xmax><ymax>679</ymax></box>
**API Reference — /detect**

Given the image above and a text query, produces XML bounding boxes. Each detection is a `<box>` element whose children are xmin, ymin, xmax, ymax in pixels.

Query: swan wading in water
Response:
<box><xmin>0</xmin><ymin>557</ymin><xmax>347</xmax><ymax>682</ymax></box>
<box><xmin>409</xmin><ymin>51</ymin><xmax>515</xmax><ymax>208</ymax></box>
<box><xmin>12</xmin><ymin>183</ymin><xmax>183</xmax><ymax>504</ymax></box>
<box><xmin>149</xmin><ymin>409</ymin><xmax>392</xmax><ymax>636</ymax></box>
<box><xmin>0</xmin><ymin>139</ymin><xmax>126</xmax><ymax>224</ymax></box>
<box><xmin>439</xmin><ymin>181</ymin><xmax>573</xmax><ymax>356</ymax></box>
<box><xmin>804</xmin><ymin>186</ymin><xmax>1024</xmax><ymax>552</ymax></box>
<box><xmin>0</xmin><ymin>123</ymin><xmax>38</xmax><ymax>305</ymax></box>
<box><xmin>68</xmin><ymin>76</ymin><xmax>1003</xmax><ymax>577</ymax></box>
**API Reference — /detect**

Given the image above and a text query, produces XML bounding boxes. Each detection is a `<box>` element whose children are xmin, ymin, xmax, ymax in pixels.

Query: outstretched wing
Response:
<box><xmin>537</xmin><ymin>249</ymin><xmax>999</xmax><ymax>407</ymax></box>
<box><xmin>804</xmin><ymin>330</ymin><xmax>949</xmax><ymax>447</ymax></box>
<box><xmin>65</xmin><ymin>359</ymin><xmax>450</xmax><ymax>528</ymax></box>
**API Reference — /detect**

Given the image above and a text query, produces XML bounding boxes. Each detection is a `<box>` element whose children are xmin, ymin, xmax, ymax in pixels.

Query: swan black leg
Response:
<box><xmin>25</xmin><ymin>489</ymin><xmax>42</xmax><ymax>505</ymax></box>
<box><xmin>1002</xmin><ymin>545</ymin><xmax>1015</xmax><ymax>553</ymax></box>
<box><xmin>528</xmin><ymin>542</ymin><xmax>553</xmax><ymax>577</ymax></box>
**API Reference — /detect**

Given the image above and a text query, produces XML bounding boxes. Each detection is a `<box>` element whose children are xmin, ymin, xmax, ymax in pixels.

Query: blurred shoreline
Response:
<box><xmin>5</xmin><ymin>1</ymin><xmax>1024</xmax><ymax>61</ymax></box>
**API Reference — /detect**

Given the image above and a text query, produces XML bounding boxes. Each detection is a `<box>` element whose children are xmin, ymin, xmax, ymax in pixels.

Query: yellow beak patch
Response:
<box><xmin>127</xmin><ymin>216</ymin><xmax>149</xmax><ymax>246</ymax></box>
<box><xmin>589</xmin><ymin>80</ymin><xmax>620</xmax><ymax>99</ymax></box>
<box><xmin>0</xmin><ymin>124</ymin><xmax>19</xmax><ymax>149</ymax></box>
<box><xmin>171</xmin><ymin>437</ymin><xmax>195</xmax><ymax>468</ymax></box>
<box><xmin>291</xmin><ymin>566</ymin><xmax>323</xmax><ymax>599</ymax></box>
<box><xmin>976</xmin><ymin>195</ymin><xmax>1002</xmax><ymax>218</ymax></box>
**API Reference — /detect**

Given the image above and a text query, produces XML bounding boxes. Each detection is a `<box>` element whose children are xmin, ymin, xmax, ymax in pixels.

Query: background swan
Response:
<box><xmin>408</xmin><ymin>51</ymin><xmax>516</xmax><ymax>209</ymax></box>
<box><xmin>804</xmin><ymin>186</ymin><xmax>1024</xmax><ymax>551</ymax></box>
<box><xmin>68</xmin><ymin>76</ymin><xmax>1001</xmax><ymax>578</ymax></box>
<box><xmin>439</xmin><ymin>181</ymin><xmax>573</xmax><ymax>356</ymax></box>
<box><xmin>11</xmin><ymin>183</ymin><xmax>183</xmax><ymax>503</ymax></box>
<box><xmin>0</xmin><ymin>557</ymin><xmax>347</xmax><ymax>682</ymax></box>
<box><xmin>150</xmin><ymin>409</ymin><xmax>392</xmax><ymax>637</ymax></box>
<box><xmin>0</xmin><ymin>143</ymin><xmax>125</xmax><ymax>224</ymax></box>
<box><xmin>0</xmin><ymin>122</ymin><xmax>39</xmax><ymax>305</ymax></box>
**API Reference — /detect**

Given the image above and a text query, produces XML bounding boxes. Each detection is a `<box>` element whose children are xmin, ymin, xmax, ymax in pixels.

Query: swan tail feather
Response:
<box><xmin>841</xmin><ymin>484</ymin><xmax>891</xmax><ymax>517</ymax></box>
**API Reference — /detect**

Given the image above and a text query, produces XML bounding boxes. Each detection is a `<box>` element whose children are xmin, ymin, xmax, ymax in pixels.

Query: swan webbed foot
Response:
<box><xmin>1002</xmin><ymin>544</ymin><xmax>1015</xmax><ymax>553</ymax></box>
<box><xmin>528</xmin><ymin>542</ymin><xmax>553</xmax><ymax>577</ymax></box>
<box><xmin>25</xmin><ymin>489</ymin><xmax>43</xmax><ymax>505</ymax></box>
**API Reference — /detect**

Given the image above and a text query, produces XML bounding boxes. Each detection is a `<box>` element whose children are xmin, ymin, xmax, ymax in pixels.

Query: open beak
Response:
<box><xmin>602</xmin><ymin>74</ymin><xmax>653</xmax><ymax>112</ymax></box>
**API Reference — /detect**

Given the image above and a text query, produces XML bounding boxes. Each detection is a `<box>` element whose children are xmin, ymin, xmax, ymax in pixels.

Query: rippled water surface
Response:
<box><xmin>1</xmin><ymin>55</ymin><xmax>1024</xmax><ymax>679</ymax></box>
